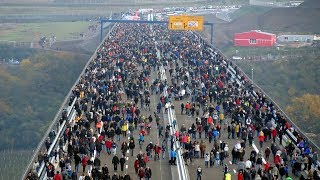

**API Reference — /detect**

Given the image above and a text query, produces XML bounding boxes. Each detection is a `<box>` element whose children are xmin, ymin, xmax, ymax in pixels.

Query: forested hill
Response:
<box><xmin>0</xmin><ymin>45</ymin><xmax>89</xmax><ymax>150</ymax></box>
<box><xmin>235</xmin><ymin>53</ymin><xmax>320</xmax><ymax>144</ymax></box>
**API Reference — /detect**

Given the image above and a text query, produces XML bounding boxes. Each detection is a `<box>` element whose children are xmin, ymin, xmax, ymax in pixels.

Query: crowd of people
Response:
<box><xmin>157</xmin><ymin>28</ymin><xmax>320</xmax><ymax>179</ymax></box>
<box><xmin>25</xmin><ymin>21</ymin><xmax>320</xmax><ymax>180</ymax></box>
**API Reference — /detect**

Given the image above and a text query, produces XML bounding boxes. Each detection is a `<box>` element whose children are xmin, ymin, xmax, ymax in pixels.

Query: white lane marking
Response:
<box><xmin>233</xmin><ymin>169</ymin><xmax>237</xmax><ymax>174</ymax></box>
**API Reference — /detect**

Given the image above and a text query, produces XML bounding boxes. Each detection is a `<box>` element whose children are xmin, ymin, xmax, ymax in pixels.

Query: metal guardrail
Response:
<box><xmin>39</xmin><ymin>109</ymin><xmax>76</xmax><ymax>179</ymax></box>
<box><xmin>22</xmin><ymin>22</ymin><xmax>117</xmax><ymax>179</ymax></box>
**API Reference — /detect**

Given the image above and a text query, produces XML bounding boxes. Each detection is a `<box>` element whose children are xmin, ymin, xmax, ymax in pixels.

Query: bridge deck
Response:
<box><xmin>25</xmin><ymin>22</ymin><xmax>319</xmax><ymax>180</ymax></box>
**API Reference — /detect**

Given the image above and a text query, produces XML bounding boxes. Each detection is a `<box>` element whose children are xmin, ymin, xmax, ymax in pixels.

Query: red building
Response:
<box><xmin>233</xmin><ymin>30</ymin><xmax>276</xmax><ymax>47</ymax></box>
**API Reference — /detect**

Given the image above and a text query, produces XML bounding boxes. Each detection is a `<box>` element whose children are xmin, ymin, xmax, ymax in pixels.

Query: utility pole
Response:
<box><xmin>251</xmin><ymin>68</ymin><xmax>254</xmax><ymax>83</ymax></box>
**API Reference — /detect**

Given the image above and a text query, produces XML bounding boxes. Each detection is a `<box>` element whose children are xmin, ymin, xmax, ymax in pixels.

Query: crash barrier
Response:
<box><xmin>22</xmin><ymin>22</ymin><xmax>117</xmax><ymax>179</ymax></box>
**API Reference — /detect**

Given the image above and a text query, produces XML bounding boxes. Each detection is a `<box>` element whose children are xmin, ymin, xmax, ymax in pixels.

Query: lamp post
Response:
<box><xmin>251</xmin><ymin>68</ymin><xmax>254</xmax><ymax>83</ymax></box>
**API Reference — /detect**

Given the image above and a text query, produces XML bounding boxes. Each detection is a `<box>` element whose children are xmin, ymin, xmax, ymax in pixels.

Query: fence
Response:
<box><xmin>0</xmin><ymin>40</ymin><xmax>34</xmax><ymax>48</ymax></box>
<box><xmin>0</xmin><ymin>14</ymin><xmax>105</xmax><ymax>23</ymax></box>
<box><xmin>249</xmin><ymin>0</ymin><xmax>293</xmax><ymax>7</ymax></box>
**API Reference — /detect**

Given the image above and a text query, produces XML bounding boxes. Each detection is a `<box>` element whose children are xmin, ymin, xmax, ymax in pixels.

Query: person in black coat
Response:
<box><xmin>145</xmin><ymin>167</ymin><xmax>152</xmax><ymax>180</ymax></box>
<box><xmin>112</xmin><ymin>173</ymin><xmax>119</xmax><ymax>180</ymax></box>
<box><xmin>94</xmin><ymin>157</ymin><xmax>101</xmax><ymax>169</ymax></box>
<box><xmin>102</xmin><ymin>164</ymin><xmax>109</xmax><ymax>177</ymax></box>
<box><xmin>74</xmin><ymin>154</ymin><xmax>81</xmax><ymax>173</ymax></box>
<box><xmin>123</xmin><ymin>174</ymin><xmax>131</xmax><ymax>180</ymax></box>
<box><xmin>129</xmin><ymin>139</ymin><xmax>135</xmax><ymax>156</ymax></box>
<box><xmin>112</xmin><ymin>155</ymin><xmax>120</xmax><ymax>171</ymax></box>
<box><xmin>120</xmin><ymin>155</ymin><xmax>126</xmax><ymax>172</ymax></box>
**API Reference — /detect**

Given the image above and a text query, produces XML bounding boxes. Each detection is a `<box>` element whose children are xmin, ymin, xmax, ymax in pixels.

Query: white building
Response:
<box><xmin>277</xmin><ymin>35</ymin><xmax>315</xmax><ymax>43</ymax></box>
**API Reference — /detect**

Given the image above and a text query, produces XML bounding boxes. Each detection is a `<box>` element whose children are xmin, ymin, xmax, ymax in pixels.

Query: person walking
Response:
<box><xmin>200</xmin><ymin>141</ymin><xmax>206</xmax><ymax>158</ymax></box>
<box><xmin>102</xmin><ymin>164</ymin><xmax>109</xmax><ymax>178</ymax></box>
<box><xmin>258</xmin><ymin>131</ymin><xmax>265</xmax><ymax>149</ymax></box>
<box><xmin>196</xmin><ymin>166</ymin><xmax>202</xmax><ymax>180</ymax></box>
<box><xmin>204</xmin><ymin>153</ymin><xmax>210</xmax><ymax>168</ymax></box>
<box><xmin>120</xmin><ymin>155</ymin><xmax>126</xmax><ymax>172</ymax></box>
<box><xmin>170</xmin><ymin>149</ymin><xmax>177</xmax><ymax>165</ymax></box>
<box><xmin>53</xmin><ymin>171</ymin><xmax>62</xmax><ymax>180</ymax></box>
<box><xmin>134</xmin><ymin>158</ymin><xmax>140</xmax><ymax>174</ymax></box>
<box><xmin>112</xmin><ymin>155</ymin><xmax>119</xmax><ymax>171</ymax></box>
<box><xmin>138</xmin><ymin>167</ymin><xmax>145</xmax><ymax>180</ymax></box>
<box><xmin>224</xmin><ymin>171</ymin><xmax>231</xmax><ymax>180</ymax></box>
<box><xmin>81</xmin><ymin>155</ymin><xmax>88</xmax><ymax>173</ymax></box>
<box><xmin>129</xmin><ymin>139</ymin><xmax>135</xmax><ymax>156</ymax></box>
<box><xmin>145</xmin><ymin>167</ymin><xmax>152</xmax><ymax>180</ymax></box>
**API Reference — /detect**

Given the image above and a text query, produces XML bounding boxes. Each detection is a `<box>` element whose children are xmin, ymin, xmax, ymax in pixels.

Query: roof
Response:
<box><xmin>235</xmin><ymin>30</ymin><xmax>276</xmax><ymax>36</ymax></box>
<box><xmin>278</xmin><ymin>34</ymin><xmax>315</xmax><ymax>38</ymax></box>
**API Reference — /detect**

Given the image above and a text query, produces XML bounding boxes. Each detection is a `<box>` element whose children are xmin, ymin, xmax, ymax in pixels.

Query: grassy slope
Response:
<box><xmin>0</xmin><ymin>21</ymin><xmax>96</xmax><ymax>42</ymax></box>
<box><xmin>0</xmin><ymin>0</ymin><xmax>248</xmax><ymax>15</ymax></box>
<box><xmin>229</xmin><ymin>5</ymin><xmax>272</xmax><ymax>20</ymax></box>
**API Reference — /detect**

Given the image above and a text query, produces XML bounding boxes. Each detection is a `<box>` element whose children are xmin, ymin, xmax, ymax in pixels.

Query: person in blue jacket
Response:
<box><xmin>170</xmin><ymin>149</ymin><xmax>177</xmax><ymax>165</ymax></box>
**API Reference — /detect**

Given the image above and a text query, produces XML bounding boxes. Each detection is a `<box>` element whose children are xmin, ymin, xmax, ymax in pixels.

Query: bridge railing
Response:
<box><xmin>22</xmin><ymin>22</ymin><xmax>117</xmax><ymax>179</ymax></box>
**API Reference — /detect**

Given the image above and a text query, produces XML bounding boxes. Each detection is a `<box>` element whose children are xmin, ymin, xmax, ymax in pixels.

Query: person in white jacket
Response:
<box><xmin>204</xmin><ymin>153</ymin><xmax>210</xmax><ymax>168</ymax></box>
<box><xmin>224</xmin><ymin>144</ymin><xmax>229</xmax><ymax>158</ymax></box>
<box><xmin>195</xmin><ymin>143</ymin><xmax>200</xmax><ymax>158</ymax></box>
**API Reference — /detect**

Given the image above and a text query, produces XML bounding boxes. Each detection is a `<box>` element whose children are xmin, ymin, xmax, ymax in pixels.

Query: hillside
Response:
<box><xmin>0</xmin><ymin>45</ymin><xmax>89</xmax><ymax>151</ymax></box>
<box><xmin>0</xmin><ymin>0</ymin><xmax>247</xmax><ymax>5</ymax></box>
<box><xmin>299</xmin><ymin>0</ymin><xmax>320</xmax><ymax>8</ymax></box>
<box><xmin>259</xmin><ymin>7</ymin><xmax>320</xmax><ymax>33</ymax></box>
<box><xmin>0</xmin><ymin>45</ymin><xmax>89</xmax><ymax>178</ymax></box>
<box><xmin>235</xmin><ymin>55</ymin><xmax>320</xmax><ymax>145</ymax></box>
<box><xmin>205</xmin><ymin>2</ymin><xmax>320</xmax><ymax>48</ymax></box>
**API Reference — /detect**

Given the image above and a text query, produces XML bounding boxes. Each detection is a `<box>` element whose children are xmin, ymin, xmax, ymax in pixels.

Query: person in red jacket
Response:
<box><xmin>153</xmin><ymin>143</ymin><xmax>162</xmax><ymax>161</ymax></box>
<box><xmin>53</xmin><ymin>171</ymin><xmax>62</xmax><ymax>180</ymax></box>
<box><xmin>105</xmin><ymin>139</ymin><xmax>113</xmax><ymax>155</ymax></box>
<box><xmin>138</xmin><ymin>167</ymin><xmax>145</xmax><ymax>180</ymax></box>
<box><xmin>82</xmin><ymin>155</ymin><xmax>88</xmax><ymax>173</ymax></box>
<box><xmin>264</xmin><ymin>161</ymin><xmax>270</xmax><ymax>172</ymax></box>
<box><xmin>271</xmin><ymin>128</ymin><xmax>277</xmax><ymax>143</ymax></box>
<box><xmin>237</xmin><ymin>170</ymin><xmax>244</xmax><ymax>180</ymax></box>
<box><xmin>258</xmin><ymin>132</ymin><xmax>265</xmax><ymax>149</ymax></box>
<box><xmin>134</xmin><ymin>158</ymin><xmax>140</xmax><ymax>174</ymax></box>
<box><xmin>274</xmin><ymin>154</ymin><xmax>281</xmax><ymax>166</ymax></box>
